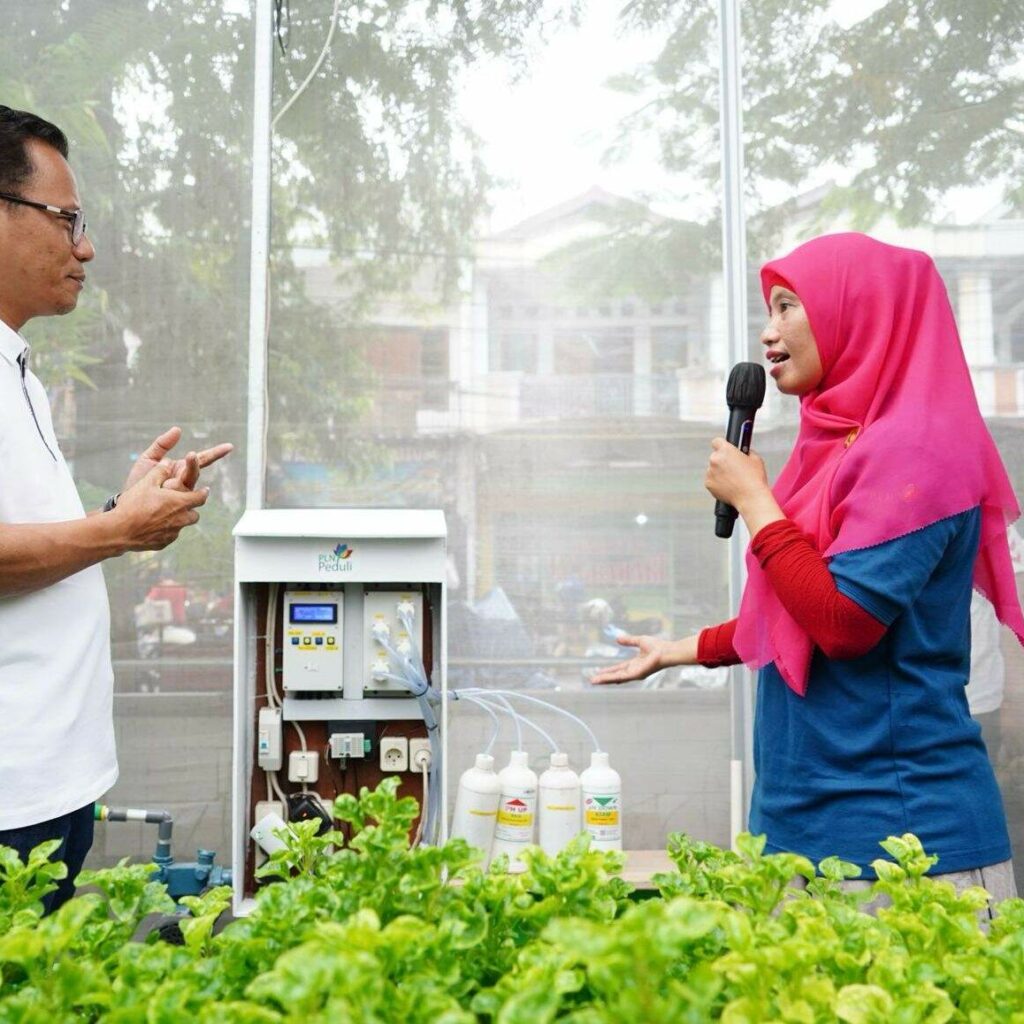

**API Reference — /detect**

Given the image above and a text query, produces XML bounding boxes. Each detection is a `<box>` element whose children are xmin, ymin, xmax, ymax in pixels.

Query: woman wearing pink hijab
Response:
<box><xmin>594</xmin><ymin>233</ymin><xmax>1024</xmax><ymax>900</ymax></box>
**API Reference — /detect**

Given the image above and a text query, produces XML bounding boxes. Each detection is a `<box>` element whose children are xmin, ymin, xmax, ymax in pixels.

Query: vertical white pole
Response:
<box><xmin>718</xmin><ymin>0</ymin><xmax>752</xmax><ymax>849</ymax></box>
<box><xmin>246</xmin><ymin>0</ymin><xmax>274</xmax><ymax>511</ymax></box>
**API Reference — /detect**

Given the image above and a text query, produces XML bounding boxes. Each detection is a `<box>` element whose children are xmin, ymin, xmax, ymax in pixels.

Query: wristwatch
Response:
<box><xmin>102</xmin><ymin>492</ymin><xmax>121</xmax><ymax>513</ymax></box>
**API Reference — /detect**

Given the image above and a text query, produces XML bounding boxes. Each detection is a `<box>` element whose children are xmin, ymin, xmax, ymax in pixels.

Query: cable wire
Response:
<box><xmin>451</xmin><ymin>689</ymin><xmax>521</xmax><ymax>748</ymax></box>
<box><xmin>412</xmin><ymin>762</ymin><xmax>429</xmax><ymax>847</ymax></box>
<box><xmin>364</xmin><ymin>616</ymin><xmax>442</xmax><ymax>846</ymax></box>
<box><xmin>266</xmin><ymin>768</ymin><xmax>288</xmax><ymax>807</ymax></box>
<box><xmin>456</xmin><ymin>691</ymin><xmax>501</xmax><ymax>755</ymax></box>
<box><xmin>490</xmin><ymin>693</ymin><xmax>556</xmax><ymax>752</ymax></box>
<box><xmin>264</xmin><ymin>583</ymin><xmax>279</xmax><ymax>709</ymax></box>
<box><xmin>460</xmin><ymin>692</ymin><xmax>557</xmax><ymax>753</ymax></box>
<box><xmin>271</xmin><ymin>0</ymin><xmax>342</xmax><ymax>131</ymax></box>
<box><xmin>464</xmin><ymin>688</ymin><xmax>601</xmax><ymax>751</ymax></box>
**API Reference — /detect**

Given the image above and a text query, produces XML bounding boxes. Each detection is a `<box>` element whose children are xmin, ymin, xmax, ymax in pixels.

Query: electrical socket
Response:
<box><xmin>254</xmin><ymin>799</ymin><xmax>284</xmax><ymax>823</ymax></box>
<box><xmin>379</xmin><ymin>736</ymin><xmax>408</xmax><ymax>773</ymax></box>
<box><xmin>252</xmin><ymin>801</ymin><xmax>286</xmax><ymax>866</ymax></box>
<box><xmin>409</xmin><ymin>738</ymin><xmax>432</xmax><ymax>771</ymax></box>
<box><xmin>250</xmin><ymin>811</ymin><xmax>291</xmax><ymax>855</ymax></box>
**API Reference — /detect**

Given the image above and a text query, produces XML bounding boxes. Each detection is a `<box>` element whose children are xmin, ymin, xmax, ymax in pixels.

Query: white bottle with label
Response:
<box><xmin>489</xmin><ymin>750</ymin><xmax>538</xmax><ymax>872</ymax></box>
<box><xmin>538</xmin><ymin>752</ymin><xmax>582</xmax><ymax>857</ymax></box>
<box><xmin>450</xmin><ymin>753</ymin><xmax>502</xmax><ymax>866</ymax></box>
<box><xmin>580</xmin><ymin>751</ymin><xmax>622</xmax><ymax>851</ymax></box>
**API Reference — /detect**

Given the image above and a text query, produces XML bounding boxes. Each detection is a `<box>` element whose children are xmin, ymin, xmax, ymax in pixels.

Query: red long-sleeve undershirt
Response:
<box><xmin>697</xmin><ymin>519</ymin><xmax>886</xmax><ymax>668</ymax></box>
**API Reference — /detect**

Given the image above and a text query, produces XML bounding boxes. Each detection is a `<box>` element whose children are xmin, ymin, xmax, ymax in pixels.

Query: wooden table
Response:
<box><xmin>619</xmin><ymin>850</ymin><xmax>674</xmax><ymax>890</ymax></box>
<box><xmin>447</xmin><ymin>849</ymin><xmax>675</xmax><ymax>889</ymax></box>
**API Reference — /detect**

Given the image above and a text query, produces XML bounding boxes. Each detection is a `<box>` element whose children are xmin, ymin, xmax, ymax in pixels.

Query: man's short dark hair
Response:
<box><xmin>0</xmin><ymin>106</ymin><xmax>69</xmax><ymax>196</ymax></box>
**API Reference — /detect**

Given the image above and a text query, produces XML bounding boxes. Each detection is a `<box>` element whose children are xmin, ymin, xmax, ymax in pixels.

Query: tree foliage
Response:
<box><xmin>609</xmin><ymin>0</ymin><xmax>1024</xmax><ymax>263</ymax></box>
<box><xmin>0</xmin><ymin>0</ymin><xmax>573</xmax><ymax>595</ymax></box>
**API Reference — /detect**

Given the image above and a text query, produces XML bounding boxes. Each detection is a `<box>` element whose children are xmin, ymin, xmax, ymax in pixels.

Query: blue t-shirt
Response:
<box><xmin>749</xmin><ymin>506</ymin><xmax>1010</xmax><ymax>876</ymax></box>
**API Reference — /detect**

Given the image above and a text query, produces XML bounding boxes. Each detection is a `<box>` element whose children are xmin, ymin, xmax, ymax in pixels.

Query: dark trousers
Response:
<box><xmin>0</xmin><ymin>803</ymin><xmax>95</xmax><ymax>914</ymax></box>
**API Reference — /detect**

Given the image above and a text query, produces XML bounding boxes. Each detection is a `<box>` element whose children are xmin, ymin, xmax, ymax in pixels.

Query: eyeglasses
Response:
<box><xmin>0</xmin><ymin>192</ymin><xmax>87</xmax><ymax>245</ymax></box>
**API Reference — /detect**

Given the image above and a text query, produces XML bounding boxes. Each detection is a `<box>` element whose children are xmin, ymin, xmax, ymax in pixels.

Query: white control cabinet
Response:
<box><xmin>232</xmin><ymin>509</ymin><xmax>447</xmax><ymax>914</ymax></box>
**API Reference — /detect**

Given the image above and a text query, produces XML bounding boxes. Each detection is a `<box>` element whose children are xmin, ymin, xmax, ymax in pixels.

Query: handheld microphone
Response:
<box><xmin>715</xmin><ymin>362</ymin><xmax>767</xmax><ymax>539</ymax></box>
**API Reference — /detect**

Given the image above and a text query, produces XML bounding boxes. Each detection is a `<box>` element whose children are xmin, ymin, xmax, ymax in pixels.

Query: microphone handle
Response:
<box><xmin>714</xmin><ymin>405</ymin><xmax>758</xmax><ymax>539</ymax></box>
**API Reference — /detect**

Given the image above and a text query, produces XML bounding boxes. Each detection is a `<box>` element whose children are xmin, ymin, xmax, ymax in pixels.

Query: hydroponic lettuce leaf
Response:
<box><xmin>2</xmin><ymin>782</ymin><xmax>1024</xmax><ymax>1020</ymax></box>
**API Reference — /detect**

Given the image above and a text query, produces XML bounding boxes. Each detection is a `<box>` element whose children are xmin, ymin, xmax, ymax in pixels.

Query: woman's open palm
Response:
<box><xmin>590</xmin><ymin>634</ymin><xmax>668</xmax><ymax>685</ymax></box>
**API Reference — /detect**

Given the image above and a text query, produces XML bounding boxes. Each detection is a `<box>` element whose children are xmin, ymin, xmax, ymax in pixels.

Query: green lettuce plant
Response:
<box><xmin>1</xmin><ymin>780</ymin><xmax>1023</xmax><ymax>1021</ymax></box>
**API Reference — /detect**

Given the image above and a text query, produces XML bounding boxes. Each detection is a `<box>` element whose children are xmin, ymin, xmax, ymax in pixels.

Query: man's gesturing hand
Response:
<box><xmin>123</xmin><ymin>426</ymin><xmax>233</xmax><ymax>494</ymax></box>
<box><xmin>112</xmin><ymin>463</ymin><xmax>209</xmax><ymax>551</ymax></box>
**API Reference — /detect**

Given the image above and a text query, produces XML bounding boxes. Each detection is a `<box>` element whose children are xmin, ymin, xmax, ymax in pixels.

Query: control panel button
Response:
<box><xmin>291</xmin><ymin>637</ymin><xmax>300</xmax><ymax>645</ymax></box>
<box><xmin>315</xmin><ymin>637</ymin><xmax>324</xmax><ymax>646</ymax></box>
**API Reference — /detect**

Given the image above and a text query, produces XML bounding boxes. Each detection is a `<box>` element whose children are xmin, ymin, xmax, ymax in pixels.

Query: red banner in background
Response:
<box><xmin>548</xmin><ymin>554</ymin><xmax>668</xmax><ymax>586</ymax></box>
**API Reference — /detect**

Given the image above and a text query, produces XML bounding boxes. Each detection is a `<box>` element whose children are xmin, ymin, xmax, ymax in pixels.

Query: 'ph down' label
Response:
<box><xmin>584</xmin><ymin>794</ymin><xmax>620</xmax><ymax>841</ymax></box>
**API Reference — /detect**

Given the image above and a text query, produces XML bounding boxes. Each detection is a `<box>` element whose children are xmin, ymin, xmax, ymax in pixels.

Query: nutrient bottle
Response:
<box><xmin>580</xmin><ymin>751</ymin><xmax>622</xmax><ymax>851</ymax></box>
<box><xmin>490</xmin><ymin>750</ymin><xmax>538</xmax><ymax>871</ymax></box>
<box><xmin>538</xmin><ymin>751</ymin><xmax>582</xmax><ymax>857</ymax></box>
<box><xmin>450</xmin><ymin>753</ymin><xmax>502</xmax><ymax>865</ymax></box>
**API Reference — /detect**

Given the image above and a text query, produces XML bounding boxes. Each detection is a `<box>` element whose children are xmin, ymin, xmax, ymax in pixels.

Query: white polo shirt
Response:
<box><xmin>967</xmin><ymin>524</ymin><xmax>1024</xmax><ymax>717</ymax></box>
<box><xmin>0</xmin><ymin>319</ymin><xmax>117</xmax><ymax>829</ymax></box>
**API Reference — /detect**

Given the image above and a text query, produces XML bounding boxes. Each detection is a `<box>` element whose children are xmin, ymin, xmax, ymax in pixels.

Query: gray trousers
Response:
<box><xmin>795</xmin><ymin>859</ymin><xmax>1017</xmax><ymax>919</ymax></box>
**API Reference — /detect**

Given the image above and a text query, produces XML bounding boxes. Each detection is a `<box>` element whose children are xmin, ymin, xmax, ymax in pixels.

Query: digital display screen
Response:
<box><xmin>290</xmin><ymin>603</ymin><xmax>338</xmax><ymax>624</ymax></box>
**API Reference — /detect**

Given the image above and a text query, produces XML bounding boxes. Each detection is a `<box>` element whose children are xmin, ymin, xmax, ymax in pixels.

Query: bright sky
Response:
<box><xmin>458</xmin><ymin>5</ymin><xmax>670</xmax><ymax>233</ymax></box>
<box><xmin>458</xmin><ymin>0</ymin><xmax>995</xmax><ymax>234</ymax></box>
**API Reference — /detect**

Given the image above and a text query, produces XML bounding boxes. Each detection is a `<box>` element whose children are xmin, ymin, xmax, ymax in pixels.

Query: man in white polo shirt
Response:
<box><xmin>0</xmin><ymin>105</ymin><xmax>232</xmax><ymax>912</ymax></box>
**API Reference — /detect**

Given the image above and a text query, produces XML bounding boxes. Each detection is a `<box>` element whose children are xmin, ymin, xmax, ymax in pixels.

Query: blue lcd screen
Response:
<box><xmin>290</xmin><ymin>603</ymin><xmax>337</xmax><ymax>624</ymax></box>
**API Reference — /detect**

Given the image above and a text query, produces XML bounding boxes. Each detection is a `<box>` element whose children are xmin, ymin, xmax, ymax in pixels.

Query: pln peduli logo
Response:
<box><xmin>319</xmin><ymin>542</ymin><xmax>355</xmax><ymax>573</ymax></box>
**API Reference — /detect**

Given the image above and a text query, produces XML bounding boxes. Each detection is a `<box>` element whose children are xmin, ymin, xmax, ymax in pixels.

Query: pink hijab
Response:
<box><xmin>733</xmin><ymin>232</ymin><xmax>1024</xmax><ymax>695</ymax></box>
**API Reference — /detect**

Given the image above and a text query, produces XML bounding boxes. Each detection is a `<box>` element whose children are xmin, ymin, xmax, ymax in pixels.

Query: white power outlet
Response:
<box><xmin>379</xmin><ymin>736</ymin><xmax>408</xmax><ymax>773</ymax></box>
<box><xmin>254</xmin><ymin>799</ymin><xmax>285</xmax><ymax>824</ymax></box>
<box><xmin>251</xmin><ymin>811</ymin><xmax>291</xmax><ymax>856</ymax></box>
<box><xmin>252</xmin><ymin>799</ymin><xmax>286</xmax><ymax>866</ymax></box>
<box><xmin>409</xmin><ymin>738</ymin><xmax>432</xmax><ymax>771</ymax></box>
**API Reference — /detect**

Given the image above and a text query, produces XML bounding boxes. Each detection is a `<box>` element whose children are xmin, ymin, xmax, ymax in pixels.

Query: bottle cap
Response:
<box><xmin>591</xmin><ymin>751</ymin><xmax>610</xmax><ymax>769</ymax></box>
<box><xmin>509</xmin><ymin>750</ymin><xmax>529</xmax><ymax>768</ymax></box>
<box><xmin>475</xmin><ymin>753</ymin><xmax>495</xmax><ymax>772</ymax></box>
<box><xmin>550</xmin><ymin>752</ymin><xmax>569</xmax><ymax>768</ymax></box>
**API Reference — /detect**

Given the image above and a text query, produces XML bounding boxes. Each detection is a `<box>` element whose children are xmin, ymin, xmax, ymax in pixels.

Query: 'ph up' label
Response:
<box><xmin>496</xmin><ymin>797</ymin><xmax>533</xmax><ymax>832</ymax></box>
<box><xmin>489</xmin><ymin>751</ymin><xmax>538</xmax><ymax>871</ymax></box>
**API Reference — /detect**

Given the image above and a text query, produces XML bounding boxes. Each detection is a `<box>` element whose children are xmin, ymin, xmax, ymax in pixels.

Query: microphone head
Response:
<box><xmin>726</xmin><ymin>362</ymin><xmax>766</xmax><ymax>409</ymax></box>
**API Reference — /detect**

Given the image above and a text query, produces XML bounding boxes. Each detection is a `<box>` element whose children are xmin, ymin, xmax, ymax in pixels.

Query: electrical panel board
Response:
<box><xmin>232</xmin><ymin>509</ymin><xmax>447</xmax><ymax>916</ymax></box>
